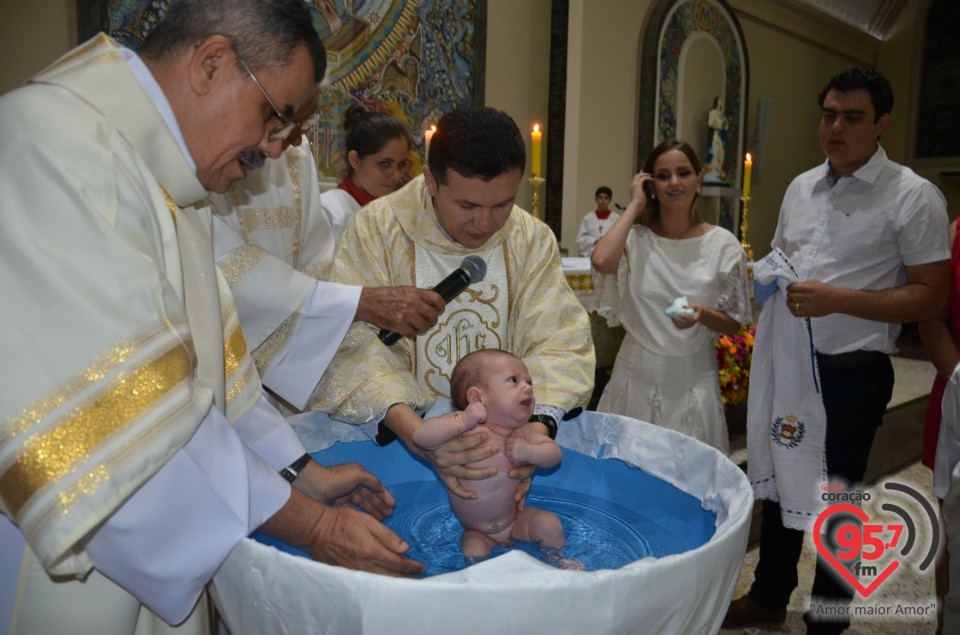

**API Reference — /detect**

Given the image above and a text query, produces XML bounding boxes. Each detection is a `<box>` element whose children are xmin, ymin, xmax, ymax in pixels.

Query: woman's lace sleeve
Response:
<box><xmin>592</xmin><ymin>254</ymin><xmax>628</xmax><ymax>327</ymax></box>
<box><xmin>716</xmin><ymin>252</ymin><xmax>752</xmax><ymax>325</ymax></box>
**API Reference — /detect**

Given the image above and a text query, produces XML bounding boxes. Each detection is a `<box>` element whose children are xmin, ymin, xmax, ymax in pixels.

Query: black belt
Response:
<box><xmin>815</xmin><ymin>350</ymin><xmax>888</xmax><ymax>369</ymax></box>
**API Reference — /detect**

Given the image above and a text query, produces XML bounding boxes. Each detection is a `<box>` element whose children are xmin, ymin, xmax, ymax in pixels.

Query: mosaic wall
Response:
<box><xmin>98</xmin><ymin>0</ymin><xmax>486</xmax><ymax>181</ymax></box>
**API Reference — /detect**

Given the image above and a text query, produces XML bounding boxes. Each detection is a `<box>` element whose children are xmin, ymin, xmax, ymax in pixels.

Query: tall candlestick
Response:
<box><xmin>531</xmin><ymin>123</ymin><xmax>542</xmax><ymax>175</ymax></box>
<box><xmin>739</xmin><ymin>193</ymin><xmax>754</xmax><ymax>262</ymax></box>
<box><xmin>424</xmin><ymin>124</ymin><xmax>436</xmax><ymax>157</ymax></box>
<box><xmin>743</xmin><ymin>152</ymin><xmax>753</xmax><ymax>196</ymax></box>
<box><xmin>529</xmin><ymin>174</ymin><xmax>545</xmax><ymax>220</ymax></box>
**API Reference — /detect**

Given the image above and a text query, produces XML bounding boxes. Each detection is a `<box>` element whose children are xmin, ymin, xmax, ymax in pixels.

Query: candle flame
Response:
<box><xmin>429</xmin><ymin>125</ymin><xmax>436</xmax><ymax>133</ymax></box>
<box><xmin>745</xmin><ymin>152</ymin><xmax>752</xmax><ymax>162</ymax></box>
<box><xmin>533</xmin><ymin>123</ymin><xmax>540</xmax><ymax>133</ymax></box>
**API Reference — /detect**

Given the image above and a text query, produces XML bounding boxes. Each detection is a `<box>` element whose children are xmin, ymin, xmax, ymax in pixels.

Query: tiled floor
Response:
<box><xmin>720</xmin><ymin>355</ymin><xmax>943</xmax><ymax>634</ymax></box>
<box><xmin>720</xmin><ymin>460</ymin><xmax>940</xmax><ymax>634</ymax></box>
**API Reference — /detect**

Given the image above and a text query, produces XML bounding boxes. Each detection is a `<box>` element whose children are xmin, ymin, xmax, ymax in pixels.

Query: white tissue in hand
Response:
<box><xmin>665</xmin><ymin>296</ymin><xmax>694</xmax><ymax>319</ymax></box>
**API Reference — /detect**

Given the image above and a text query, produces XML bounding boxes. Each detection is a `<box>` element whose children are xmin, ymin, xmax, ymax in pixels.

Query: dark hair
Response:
<box><xmin>343</xmin><ymin>104</ymin><xmax>413</xmax><ymax>178</ymax></box>
<box><xmin>140</xmin><ymin>0</ymin><xmax>326</xmax><ymax>83</ymax></box>
<box><xmin>639</xmin><ymin>138</ymin><xmax>702</xmax><ymax>225</ymax></box>
<box><xmin>817</xmin><ymin>67</ymin><xmax>893</xmax><ymax>121</ymax></box>
<box><xmin>450</xmin><ymin>349</ymin><xmax>520</xmax><ymax>410</ymax></box>
<box><xmin>595</xmin><ymin>186</ymin><xmax>612</xmax><ymax>198</ymax></box>
<box><xmin>427</xmin><ymin>107</ymin><xmax>526</xmax><ymax>185</ymax></box>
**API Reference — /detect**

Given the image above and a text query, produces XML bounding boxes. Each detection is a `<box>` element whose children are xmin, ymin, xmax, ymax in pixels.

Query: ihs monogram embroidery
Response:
<box><xmin>415</xmin><ymin>248</ymin><xmax>508</xmax><ymax>398</ymax></box>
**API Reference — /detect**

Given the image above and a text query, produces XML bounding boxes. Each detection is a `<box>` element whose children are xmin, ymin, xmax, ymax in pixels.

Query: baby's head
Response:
<box><xmin>451</xmin><ymin>349</ymin><xmax>536</xmax><ymax>427</ymax></box>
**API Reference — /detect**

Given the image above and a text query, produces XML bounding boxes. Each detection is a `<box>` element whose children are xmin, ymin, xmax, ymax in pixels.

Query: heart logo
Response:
<box><xmin>812</xmin><ymin>503</ymin><xmax>900</xmax><ymax>598</ymax></box>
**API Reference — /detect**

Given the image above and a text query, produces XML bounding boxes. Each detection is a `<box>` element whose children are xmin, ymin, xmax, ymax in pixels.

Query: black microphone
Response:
<box><xmin>377</xmin><ymin>255</ymin><xmax>487</xmax><ymax>345</ymax></box>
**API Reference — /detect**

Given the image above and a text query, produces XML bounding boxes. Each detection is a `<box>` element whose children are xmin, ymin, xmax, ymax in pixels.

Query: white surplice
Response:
<box><xmin>210</xmin><ymin>142</ymin><xmax>359</xmax><ymax>410</ymax></box>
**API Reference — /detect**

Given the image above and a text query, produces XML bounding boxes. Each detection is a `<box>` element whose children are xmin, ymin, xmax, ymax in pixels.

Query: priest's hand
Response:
<box><xmin>261</xmin><ymin>488</ymin><xmax>424</xmax><ymax>577</ymax></box>
<box><xmin>294</xmin><ymin>459</ymin><xmax>396</xmax><ymax>521</ymax></box>
<box><xmin>427</xmin><ymin>433</ymin><xmax>505</xmax><ymax>499</ymax></box>
<box><xmin>356</xmin><ymin>286</ymin><xmax>445</xmax><ymax>337</ymax></box>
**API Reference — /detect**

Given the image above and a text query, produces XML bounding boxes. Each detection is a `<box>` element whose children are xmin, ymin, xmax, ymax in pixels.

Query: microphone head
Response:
<box><xmin>460</xmin><ymin>255</ymin><xmax>486</xmax><ymax>283</ymax></box>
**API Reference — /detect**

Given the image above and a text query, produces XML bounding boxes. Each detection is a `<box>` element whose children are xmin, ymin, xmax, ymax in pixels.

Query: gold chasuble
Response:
<box><xmin>310</xmin><ymin>175</ymin><xmax>594</xmax><ymax>423</ymax></box>
<box><xmin>0</xmin><ymin>35</ymin><xmax>260</xmax><ymax>581</ymax></box>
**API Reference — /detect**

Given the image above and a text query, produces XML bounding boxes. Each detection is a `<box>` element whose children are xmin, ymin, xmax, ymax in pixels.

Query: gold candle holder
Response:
<box><xmin>529</xmin><ymin>174</ymin><xmax>545</xmax><ymax>220</ymax></box>
<box><xmin>739</xmin><ymin>194</ymin><xmax>755</xmax><ymax>262</ymax></box>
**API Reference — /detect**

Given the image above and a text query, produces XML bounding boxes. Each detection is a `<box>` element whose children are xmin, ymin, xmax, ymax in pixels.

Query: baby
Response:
<box><xmin>413</xmin><ymin>349</ymin><xmax>565</xmax><ymax>560</ymax></box>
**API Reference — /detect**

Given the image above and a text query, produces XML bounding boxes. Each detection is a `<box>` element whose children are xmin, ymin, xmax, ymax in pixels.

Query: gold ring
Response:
<box><xmin>795</xmin><ymin>301</ymin><xmax>800</xmax><ymax>312</ymax></box>
<box><xmin>455</xmin><ymin>412</ymin><xmax>463</xmax><ymax>441</ymax></box>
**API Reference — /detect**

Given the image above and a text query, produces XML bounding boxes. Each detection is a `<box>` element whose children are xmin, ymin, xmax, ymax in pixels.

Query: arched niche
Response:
<box><xmin>637</xmin><ymin>0</ymin><xmax>749</xmax><ymax>234</ymax></box>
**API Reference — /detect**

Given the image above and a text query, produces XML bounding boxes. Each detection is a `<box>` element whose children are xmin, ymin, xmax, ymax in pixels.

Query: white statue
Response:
<box><xmin>704</xmin><ymin>96</ymin><xmax>728</xmax><ymax>183</ymax></box>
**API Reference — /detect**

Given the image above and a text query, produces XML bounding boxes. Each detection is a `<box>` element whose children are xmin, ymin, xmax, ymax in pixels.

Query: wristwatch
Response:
<box><xmin>529</xmin><ymin>414</ymin><xmax>558</xmax><ymax>440</ymax></box>
<box><xmin>279</xmin><ymin>453</ymin><xmax>311</xmax><ymax>483</ymax></box>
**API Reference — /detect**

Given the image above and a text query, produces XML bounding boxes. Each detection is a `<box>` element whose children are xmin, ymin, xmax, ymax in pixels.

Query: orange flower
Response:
<box><xmin>715</xmin><ymin>324</ymin><xmax>756</xmax><ymax>406</ymax></box>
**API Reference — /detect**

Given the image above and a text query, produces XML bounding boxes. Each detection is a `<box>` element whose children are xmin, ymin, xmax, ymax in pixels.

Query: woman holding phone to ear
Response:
<box><xmin>590</xmin><ymin>139</ymin><xmax>751</xmax><ymax>453</ymax></box>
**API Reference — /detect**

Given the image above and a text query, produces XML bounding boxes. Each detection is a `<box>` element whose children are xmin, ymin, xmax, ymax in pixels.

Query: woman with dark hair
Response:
<box><xmin>321</xmin><ymin>104</ymin><xmax>413</xmax><ymax>239</ymax></box>
<box><xmin>591</xmin><ymin>139</ymin><xmax>751</xmax><ymax>453</ymax></box>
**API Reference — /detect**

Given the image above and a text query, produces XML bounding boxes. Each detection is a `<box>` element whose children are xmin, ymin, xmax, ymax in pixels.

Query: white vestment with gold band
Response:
<box><xmin>210</xmin><ymin>143</ymin><xmax>359</xmax><ymax>410</ymax></box>
<box><xmin>1</xmin><ymin>35</ymin><xmax>301</xmax><ymax>634</ymax></box>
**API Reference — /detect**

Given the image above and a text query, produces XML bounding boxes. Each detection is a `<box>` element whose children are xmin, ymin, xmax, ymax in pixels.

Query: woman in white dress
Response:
<box><xmin>321</xmin><ymin>104</ymin><xmax>413</xmax><ymax>240</ymax></box>
<box><xmin>591</xmin><ymin>139</ymin><xmax>751</xmax><ymax>453</ymax></box>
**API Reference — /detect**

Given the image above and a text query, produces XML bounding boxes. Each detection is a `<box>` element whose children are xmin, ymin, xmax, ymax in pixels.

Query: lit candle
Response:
<box><xmin>424</xmin><ymin>124</ymin><xmax>436</xmax><ymax>155</ymax></box>
<box><xmin>743</xmin><ymin>152</ymin><xmax>753</xmax><ymax>196</ymax></box>
<box><xmin>531</xmin><ymin>123</ymin><xmax>542</xmax><ymax>175</ymax></box>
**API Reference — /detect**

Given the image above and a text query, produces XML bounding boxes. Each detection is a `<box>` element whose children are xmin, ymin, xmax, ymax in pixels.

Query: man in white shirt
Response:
<box><xmin>723</xmin><ymin>68</ymin><xmax>950</xmax><ymax>634</ymax></box>
<box><xmin>0</xmin><ymin>2</ymin><xmax>422</xmax><ymax>633</ymax></box>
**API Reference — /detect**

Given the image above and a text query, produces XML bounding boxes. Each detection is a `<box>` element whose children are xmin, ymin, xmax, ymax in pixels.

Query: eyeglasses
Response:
<box><xmin>235</xmin><ymin>52</ymin><xmax>318</xmax><ymax>142</ymax></box>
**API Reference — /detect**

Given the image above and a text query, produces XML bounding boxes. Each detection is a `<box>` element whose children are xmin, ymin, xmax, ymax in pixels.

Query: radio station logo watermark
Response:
<box><xmin>810</xmin><ymin>480</ymin><xmax>939</xmax><ymax>622</ymax></box>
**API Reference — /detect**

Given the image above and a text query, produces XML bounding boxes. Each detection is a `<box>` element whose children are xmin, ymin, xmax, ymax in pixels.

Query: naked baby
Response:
<box><xmin>413</xmin><ymin>349</ymin><xmax>565</xmax><ymax>560</ymax></box>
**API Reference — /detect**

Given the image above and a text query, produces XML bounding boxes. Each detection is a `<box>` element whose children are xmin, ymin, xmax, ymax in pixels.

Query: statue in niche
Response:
<box><xmin>704</xmin><ymin>96</ymin><xmax>728</xmax><ymax>183</ymax></box>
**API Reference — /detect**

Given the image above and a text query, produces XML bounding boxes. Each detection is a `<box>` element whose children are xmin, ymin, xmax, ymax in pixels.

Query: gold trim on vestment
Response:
<box><xmin>161</xmin><ymin>188</ymin><xmax>177</xmax><ymax>227</ymax></box>
<box><xmin>218</xmin><ymin>244</ymin><xmax>267</xmax><ymax>287</ymax></box>
<box><xmin>222</xmin><ymin>324</ymin><xmax>249</xmax><ymax>404</ymax></box>
<box><xmin>1</xmin><ymin>344</ymin><xmax>193</xmax><ymax>515</ymax></box>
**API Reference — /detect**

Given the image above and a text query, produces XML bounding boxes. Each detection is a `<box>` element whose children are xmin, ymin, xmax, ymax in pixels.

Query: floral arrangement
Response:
<box><xmin>716</xmin><ymin>323</ymin><xmax>756</xmax><ymax>406</ymax></box>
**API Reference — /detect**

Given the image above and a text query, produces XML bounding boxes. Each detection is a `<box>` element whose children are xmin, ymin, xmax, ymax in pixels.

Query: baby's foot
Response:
<box><xmin>543</xmin><ymin>548</ymin><xmax>586</xmax><ymax>570</ymax></box>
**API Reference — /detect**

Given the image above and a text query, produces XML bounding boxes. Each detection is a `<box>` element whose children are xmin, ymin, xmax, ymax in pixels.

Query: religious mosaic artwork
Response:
<box><xmin>95</xmin><ymin>0</ymin><xmax>486</xmax><ymax>180</ymax></box>
<box><xmin>306</xmin><ymin>0</ymin><xmax>486</xmax><ymax>180</ymax></box>
<box><xmin>104</xmin><ymin>0</ymin><xmax>170</xmax><ymax>49</ymax></box>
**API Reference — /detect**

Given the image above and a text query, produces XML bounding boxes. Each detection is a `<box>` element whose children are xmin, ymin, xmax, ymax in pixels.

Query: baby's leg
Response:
<box><xmin>512</xmin><ymin>506</ymin><xmax>564</xmax><ymax>549</ymax></box>
<box><xmin>461</xmin><ymin>529</ymin><xmax>498</xmax><ymax>561</ymax></box>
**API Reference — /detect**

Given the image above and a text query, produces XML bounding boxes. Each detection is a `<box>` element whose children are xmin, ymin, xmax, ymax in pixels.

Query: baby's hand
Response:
<box><xmin>461</xmin><ymin>402</ymin><xmax>486</xmax><ymax>430</ymax></box>
<box><xmin>505</xmin><ymin>437</ymin><xmax>531</xmax><ymax>464</ymax></box>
